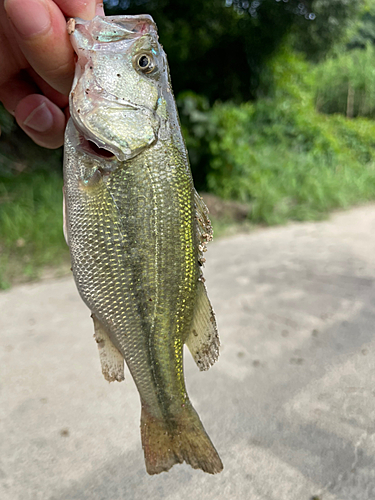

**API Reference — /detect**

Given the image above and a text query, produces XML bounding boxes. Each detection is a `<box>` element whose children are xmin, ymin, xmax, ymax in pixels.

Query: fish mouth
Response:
<box><xmin>79</xmin><ymin>134</ymin><xmax>116</xmax><ymax>160</ymax></box>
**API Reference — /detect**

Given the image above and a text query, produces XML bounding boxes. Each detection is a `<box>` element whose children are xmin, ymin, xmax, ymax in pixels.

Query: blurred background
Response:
<box><xmin>1</xmin><ymin>0</ymin><xmax>375</xmax><ymax>288</ymax></box>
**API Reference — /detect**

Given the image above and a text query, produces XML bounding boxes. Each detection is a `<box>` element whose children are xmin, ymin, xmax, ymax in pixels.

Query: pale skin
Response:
<box><xmin>0</xmin><ymin>0</ymin><xmax>105</xmax><ymax>149</ymax></box>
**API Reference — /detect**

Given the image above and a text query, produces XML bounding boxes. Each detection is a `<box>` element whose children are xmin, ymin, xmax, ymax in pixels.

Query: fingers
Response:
<box><xmin>4</xmin><ymin>0</ymin><xmax>106</xmax><ymax>95</ymax></box>
<box><xmin>1</xmin><ymin>0</ymin><xmax>105</xmax><ymax>147</ymax></box>
<box><xmin>15</xmin><ymin>94</ymin><xmax>67</xmax><ymax>149</ymax></box>
<box><xmin>0</xmin><ymin>72</ymin><xmax>67</xmax><ymax>149</ymax></box>
<box><xmin>27</xmin><ymin>68</ymin><xmax>69</xmax><ymax>109</ymax></box>
<box><xmin>53</xmin><ymin>0</ymin><xmax>105</xmax><ymax>19</ymax></box>
<box><xmin>0</xmin><ymin>73</ymin><xmax>38</xmax><ymax>115</ymax></box>
<box><xmin>95</xmin><ymin>1</ymin><xmax>105</xmax><ymax>16</ymax></box>
<box><xmin>5</xmin><ymin>0</ymin><xmax>75</xmax><ymax>95</ymax></box>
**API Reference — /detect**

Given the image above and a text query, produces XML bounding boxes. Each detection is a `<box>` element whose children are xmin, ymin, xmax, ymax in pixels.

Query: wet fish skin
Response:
<box><xmin>64</xmin><ymin>15</ymin><xmax>222</xmax><ymax>474</ymax></box>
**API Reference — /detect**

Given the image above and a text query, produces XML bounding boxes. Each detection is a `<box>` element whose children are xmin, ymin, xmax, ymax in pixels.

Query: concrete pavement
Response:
<box><xmin>2</xmin><ymin>205</ymin><xmax>375</xmax><ymax>499</ymax></box>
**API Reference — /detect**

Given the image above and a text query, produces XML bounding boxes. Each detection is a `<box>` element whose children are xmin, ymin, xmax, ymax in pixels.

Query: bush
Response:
<box><xmin>207</xmin><ymin>103</ymin><xmax>375</xmax><ymax>224</ymax></box>
<box><xmin>314</xmin><ymin>44</ymin><xmax>375</xmax><ymax>118</ymax></box>
<box><xmin>180</xmin><ymin>48</ymin><xmax>375</xmax><ymax>225</ymax></box>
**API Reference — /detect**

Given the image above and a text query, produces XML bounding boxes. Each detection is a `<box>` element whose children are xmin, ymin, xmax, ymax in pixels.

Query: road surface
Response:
<box><xmin>2</xmin><ymin>205</ymin><xmax>375</xmax><ymax>500</ymax></box>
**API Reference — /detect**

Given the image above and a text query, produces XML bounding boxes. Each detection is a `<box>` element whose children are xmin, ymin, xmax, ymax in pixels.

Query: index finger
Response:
<box><xmin>54</xmin><ymin>0</ymin><xmax>105</xmax><ymax>19</ymax></box>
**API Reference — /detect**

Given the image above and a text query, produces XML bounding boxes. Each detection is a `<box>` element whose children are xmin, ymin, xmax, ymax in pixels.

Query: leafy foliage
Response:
<box><xmin>347</xmin><ymin>0</ymin><xmax>375</xmax><ymax>49</ymax></box>
<box><xmin>291</xmin><ymin>0</ymin><xmax>363</xmax><ymax>60</ymax></box>
<box><xmin>207</xmin><ymin>104</ymin><xmax>375</xmax><ymax>224</ymax></box>
<box><xmin>104</xmin><ymin>0</ymin><xmax>360</xmax><ymax>101</ymax></box>
<box><xmin>181</xmin><ymin>49</ymin><xmax>375</xmax><ymax>224</ymax></box>
<box><xmin>314</xmin><ymin>44</ymin><xmax>375</xmax><ymax>118</ymax></box>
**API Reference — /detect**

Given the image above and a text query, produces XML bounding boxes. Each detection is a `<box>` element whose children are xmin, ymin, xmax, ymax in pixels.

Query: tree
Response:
<box><xmin>292</xmin><ymin>0</ymin><xmax>365</xmax><ymax>60</ymax></box>
<box><xmin>104</xmin><ymin>0</ymin><xmax>363</xmax><ymax>101</ymax></box>
<box><xmin>347</xmin><ymin>0</ymin><xmax>375</xmax><ymax>50</ymax></box>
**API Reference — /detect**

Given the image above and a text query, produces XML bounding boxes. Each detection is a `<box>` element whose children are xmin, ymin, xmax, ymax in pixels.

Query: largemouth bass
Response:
<box><xmin>63</xmin><ymin>15</ymin><xmax>222</xmax><ymax>475</ymax></box>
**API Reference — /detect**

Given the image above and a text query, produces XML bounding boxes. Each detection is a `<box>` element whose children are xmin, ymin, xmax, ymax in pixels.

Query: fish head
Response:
<box><xmin>69</xmin><ymin>15</ymin><xmax>170</xmax><ymax>162</ymax></box>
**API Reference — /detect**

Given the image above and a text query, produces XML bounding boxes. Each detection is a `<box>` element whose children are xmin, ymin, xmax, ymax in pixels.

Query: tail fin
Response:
<box><xmin>140</xmin><ymin>404</ymin><xmax>223</xmax><ymax>475</ymax></box>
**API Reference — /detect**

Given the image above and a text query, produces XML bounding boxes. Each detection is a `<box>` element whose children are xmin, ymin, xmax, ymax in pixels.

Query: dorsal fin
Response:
<box><xmin>186</xmin><ymin>280</ymin><xmax>220</xmax><ymax>371</ymax></box>
<box><xmin>187</xmin><ymin>190</ymin><xmax>219</xmax><ymax>370</ymax></box>
<box><xmin>194</xmin><ymin>189</ymin><xmax>213</xmax><ymax>249</ymax></box>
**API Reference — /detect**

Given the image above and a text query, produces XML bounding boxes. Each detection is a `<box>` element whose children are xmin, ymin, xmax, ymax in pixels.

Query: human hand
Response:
<box><xmin>0</xmin><ymin>0</ymin><xmax>105</xmax><ymax>149</ymax></box>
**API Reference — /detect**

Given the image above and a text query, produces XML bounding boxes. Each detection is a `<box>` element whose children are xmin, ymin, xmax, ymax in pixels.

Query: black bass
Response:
<box><xmin>63</xmin><ymin>15</ymin><xmax>222</xmax><ymax>475</ymax></box>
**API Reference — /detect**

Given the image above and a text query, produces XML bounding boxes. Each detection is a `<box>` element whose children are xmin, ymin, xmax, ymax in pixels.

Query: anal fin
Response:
<box><xmin>186</xmin><ymin>281</ymin><xmax>220</xmax><ymax>371</ymax></box>
<box><xmin>91</xmin><ymin>313</ymin><xmax>125</xmax><ymax>382</ymax></box>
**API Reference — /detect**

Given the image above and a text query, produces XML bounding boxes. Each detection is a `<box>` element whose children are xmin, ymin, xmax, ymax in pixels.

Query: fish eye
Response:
<box><xmin>135</xmin><ymin>53</ymin><xmax>154</xmax><ymax>73</ymax></box>
<box><xmin>138</xmin><ymin>55</ymin><xmax>150</xmax><ymax>68</ymax></box>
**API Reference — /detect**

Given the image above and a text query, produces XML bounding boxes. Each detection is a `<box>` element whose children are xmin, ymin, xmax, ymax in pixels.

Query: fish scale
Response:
<box><xmin>66</xmin><ymin>137</ymin><xmax>161</xmax><ymax>411</ymax></box>
<box><xmin>64</xmin><ymin>14</ymin><xmax>223</xmax><ymax>474</ymax></box>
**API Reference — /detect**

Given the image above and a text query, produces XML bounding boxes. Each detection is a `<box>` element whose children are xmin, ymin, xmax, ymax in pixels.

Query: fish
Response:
<box><xmin>63</xmin><ymin>14</ymin><xmax>223</xmax><ymax>475</ymax></box>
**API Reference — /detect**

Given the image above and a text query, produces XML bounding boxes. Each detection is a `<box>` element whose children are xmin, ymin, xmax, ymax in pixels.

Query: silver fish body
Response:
<box><xmin>64</xmin><ymin>15</ymin><xmax>222</xmax><ymax>474</ymax></box>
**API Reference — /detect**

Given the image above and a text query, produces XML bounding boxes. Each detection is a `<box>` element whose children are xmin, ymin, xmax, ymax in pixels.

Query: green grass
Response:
<box><xmin>0</xmin><ymin>171</ymin><xmax>69</xmax><ymax>289</ymax></box>
<box><xmin>208</xmin><ymin>137</ymin><xmax>375</xmax><ymax>225</ymax></box>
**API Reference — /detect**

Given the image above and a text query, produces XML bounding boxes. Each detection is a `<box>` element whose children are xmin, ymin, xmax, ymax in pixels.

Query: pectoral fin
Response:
<box><xmin>91</xmin><ymin>313</ymin><xmax>125</xmax><ymax>382</ymax></box>
<box><xmin>186</xmin><ymin>281</ymin><xmax>220</xmax><ymax>371</ymax></box>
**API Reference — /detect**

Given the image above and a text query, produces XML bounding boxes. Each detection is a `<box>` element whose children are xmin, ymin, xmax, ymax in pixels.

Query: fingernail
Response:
<box><xmin>23</xmin><ymin>102</ymin><xmax>53</xmax><ymax>132</ymax></box>
<box><xmin>96</xmin><ymin>2</ymin><xmax>105</xmax><ymax>16</ymax></box>
<box><xmin>6</xmin><ymin>0</ymin><xmax>51</xmax><ymax>38</ymax></box>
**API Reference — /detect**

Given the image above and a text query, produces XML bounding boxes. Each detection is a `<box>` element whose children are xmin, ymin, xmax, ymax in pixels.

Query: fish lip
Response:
<box><xmin>78</xmin><ymin>134</ymin><xmax>117</xmax><ymax>160</ymax></box>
